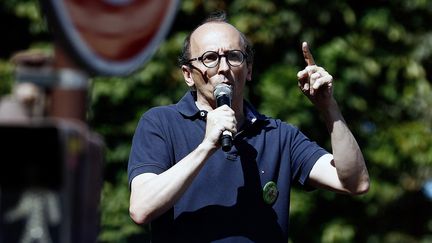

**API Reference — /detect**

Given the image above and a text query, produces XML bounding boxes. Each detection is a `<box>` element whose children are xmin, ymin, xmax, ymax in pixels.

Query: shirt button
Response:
<box><xmin>198</xmin><ymin>110</ymin><xmax>207</xmax><ymax>119</ymax></box>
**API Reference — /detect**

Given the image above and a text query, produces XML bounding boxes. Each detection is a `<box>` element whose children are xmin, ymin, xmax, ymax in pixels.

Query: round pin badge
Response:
<box><xmin>263</xmin><ymin>181</ymin><xmax>278</xmax><ymax>205</ymax></box>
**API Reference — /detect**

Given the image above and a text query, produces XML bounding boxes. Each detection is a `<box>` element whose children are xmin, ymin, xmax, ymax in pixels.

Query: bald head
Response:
<box><xmin>189</xmin><ymin>22</ymin><xmax>245</xmax><ymax>58</ymax></box>
<box><xmin>178</xmin><ymin>14</ymin><xmax>253</xmax><ymax>67</ymax></box>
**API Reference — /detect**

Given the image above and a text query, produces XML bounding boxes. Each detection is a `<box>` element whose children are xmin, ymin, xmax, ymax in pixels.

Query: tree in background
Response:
<box><xmin>1</xmin><ymin>0</ymin><xmax>431</xmax><ymax>242</ymax></box>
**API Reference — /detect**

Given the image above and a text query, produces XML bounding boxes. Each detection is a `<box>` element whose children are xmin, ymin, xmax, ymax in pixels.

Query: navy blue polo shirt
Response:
<box><xmin>128</xmin><ymin>91</ymin><xmax>329</xmax><ymax>242</ymax></box>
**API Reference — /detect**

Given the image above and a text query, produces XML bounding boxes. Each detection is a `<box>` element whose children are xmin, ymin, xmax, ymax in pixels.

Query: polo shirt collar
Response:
<box><xmin>243</xmin><ymin>100</ymin><xmax>267</xmax><ymax>125</ymax></box>
<box><xmin>175</xmin><ymin>91</ymin><xmax>275</xmax><ymax>128</ymax></box>
<box><xmin>175</xmin><ymin>91</ymin><xmax>200</xmax><ymax>118</ymax></box>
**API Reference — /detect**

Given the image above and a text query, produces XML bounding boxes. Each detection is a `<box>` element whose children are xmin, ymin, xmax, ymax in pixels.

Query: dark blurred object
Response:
<box><xmin>0</xmin><ymin>124</ymin><xmax>61</xmax><ymax>189</ymax></box>
<box><xmin>0</xmin><ymin>7</ymin><xmax>32</xmax><ymax>59</ymax></box>
<box><xmin>0</xmin><ymin>50</ymin><xmax>103</xmax><ymax>243</ymax></box>
<box><xmin>0</xmin><ymin>121</ymin><xmax>103</xmax><ymax>243</ymax></box>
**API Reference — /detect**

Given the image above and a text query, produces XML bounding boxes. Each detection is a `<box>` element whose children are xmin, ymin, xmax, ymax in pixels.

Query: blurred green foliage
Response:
<box><xmin>1</xmin><ymin>0</ymin><xmax>432</xmax><ymax>242</ymax></box>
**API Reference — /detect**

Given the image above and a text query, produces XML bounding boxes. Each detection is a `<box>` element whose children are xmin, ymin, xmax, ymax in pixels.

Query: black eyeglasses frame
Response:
<box><xmin>186</xmin><ymin>50</ymin><xmax>248</xmax><ymax>68</ymax></box>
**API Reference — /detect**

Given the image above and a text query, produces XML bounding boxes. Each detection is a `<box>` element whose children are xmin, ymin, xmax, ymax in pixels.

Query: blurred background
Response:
<box><xmin>1</xmin><ymin>0</ymin><xmax>432</xmax><ymax>242</ymax></box>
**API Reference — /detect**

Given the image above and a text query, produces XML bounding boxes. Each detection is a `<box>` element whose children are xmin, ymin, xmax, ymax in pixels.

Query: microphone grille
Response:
<box><xmin>213</xmin><ymin>84</ymin><xmax>232</xmax><ymax>99</ymax></box>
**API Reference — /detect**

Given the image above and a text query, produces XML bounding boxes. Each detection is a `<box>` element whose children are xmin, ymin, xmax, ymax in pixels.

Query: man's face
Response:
<box><xmin>182</xmin><ymin>22</ymin><xmax>252</xmax><ymax>109</ymax></box>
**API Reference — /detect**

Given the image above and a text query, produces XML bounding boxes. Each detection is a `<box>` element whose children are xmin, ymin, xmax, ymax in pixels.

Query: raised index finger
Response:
<box><xmin>302</xmin><ymin>42</ymin><xmax>316</xmax><ymax>66</ymax></box>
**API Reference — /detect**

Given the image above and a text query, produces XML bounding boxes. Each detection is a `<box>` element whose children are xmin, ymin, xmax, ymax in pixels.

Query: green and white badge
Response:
<box><xmin>263</xmin><ymin>181</ymin><xmax>278</xmax><ymax>205</ymax></box>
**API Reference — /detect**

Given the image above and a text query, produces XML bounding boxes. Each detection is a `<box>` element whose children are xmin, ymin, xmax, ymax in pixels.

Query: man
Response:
<box><xmin>128</xmin><ymin>12</ymin><xmax>369</xmax><ymax>242</ymax></box>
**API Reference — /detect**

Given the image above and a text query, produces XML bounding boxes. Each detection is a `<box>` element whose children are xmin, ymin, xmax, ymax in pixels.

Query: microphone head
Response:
<box><xmin>213</xmin><ymin>83</ymin><xmax>232</xmax><ymax>99</ymax></box>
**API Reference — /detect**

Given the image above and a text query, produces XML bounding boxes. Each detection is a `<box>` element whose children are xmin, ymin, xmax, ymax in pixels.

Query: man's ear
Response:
<box><xmin>246</xmin><ymin>64</ymin><xmax>253</xmax><ymax>82</ymax></box>
<box><xmin>181</xmin><ymin>65</ymin><xmax>195</xmax><ymax>88</ymax></box>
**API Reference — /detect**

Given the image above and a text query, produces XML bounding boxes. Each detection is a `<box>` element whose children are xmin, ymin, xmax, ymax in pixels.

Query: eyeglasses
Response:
<box><xmin>187</xmin><ymin>50</ymin><xmax>247</xmax><ymax>68</ymax></box>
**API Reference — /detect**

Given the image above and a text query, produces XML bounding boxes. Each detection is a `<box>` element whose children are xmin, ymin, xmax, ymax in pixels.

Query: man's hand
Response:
<box><xmin>297</xmin><ymin>42</ymin><xmax>334</xmax><ymax>109</ymax></box>
<box><xmin>203</xmin><ymin>105</ymin><xmax>237</xmax><ymax>149</ymax></box>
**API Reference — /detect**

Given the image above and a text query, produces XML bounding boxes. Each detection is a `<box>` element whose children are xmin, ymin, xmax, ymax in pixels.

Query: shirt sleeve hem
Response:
<box><xmin>299</xmin><ymin>149</ymin><xmax>330</xmax><ymax>186</ymax></box>
<box><xmin>128</xmin><ymin>164</ymin><xmax>167</xmax><ymax>187</ymax></box>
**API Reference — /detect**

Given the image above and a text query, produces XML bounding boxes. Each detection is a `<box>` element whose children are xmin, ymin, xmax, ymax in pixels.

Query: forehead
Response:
<box><xmin>190</xmin><ymin>22</ymin><xmax>244</xmax><ymax>55</ymax></box>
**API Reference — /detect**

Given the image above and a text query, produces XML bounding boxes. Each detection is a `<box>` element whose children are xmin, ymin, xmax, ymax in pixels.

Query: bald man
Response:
<box><xmin>128</xmin><ymin>12</ymin><xmax>369</xmax><ymax>242</ymax></box>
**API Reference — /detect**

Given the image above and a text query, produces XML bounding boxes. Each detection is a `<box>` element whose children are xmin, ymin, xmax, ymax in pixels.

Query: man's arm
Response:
<box><xmin>129</xmin><ymin>105</ymin><xmax>237</xmax><ymax>224</ymax></box>
<box><xmin>297</xmin><ymin>42</ymin><xmax>369</xmax><ymax>195</ymax></box>
<box><xmin>308</xmin><ymin>99</ymin><xmax>369</xmax><ymax>194</ymax></box>
<box><xmin>129</xmin><ymin>141</ymin><xmax>215</xmax><ymax>224</ymax></box>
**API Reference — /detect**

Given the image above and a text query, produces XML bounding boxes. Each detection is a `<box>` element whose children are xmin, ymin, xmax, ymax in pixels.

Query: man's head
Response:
<box><xmin>179</xmin><ymin>12</ymin><xmax>254</xmax><ymax>68</ymax></box>
<box><xmin>180</xmin><ymin>12</ymin><xmax>254</xmax><ymax>110</ymax></box>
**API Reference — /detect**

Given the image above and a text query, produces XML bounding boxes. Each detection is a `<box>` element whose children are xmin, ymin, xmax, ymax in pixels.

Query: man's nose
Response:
<box><xmin>218</xmin><ymin>56</ymin><xmax>230</xmax><ymax>71</ymax></box>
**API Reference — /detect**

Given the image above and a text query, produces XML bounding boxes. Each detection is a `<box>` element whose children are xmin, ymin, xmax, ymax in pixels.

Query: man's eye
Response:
<box><xmin>228</xmin><ymin>53</ymin><xmax>241</xmax><ymax>62</ymax></box>
<box><xmin>203</xmin><ymin>53</ymin><xmax>218</xmax><ymax>62</ymax></box>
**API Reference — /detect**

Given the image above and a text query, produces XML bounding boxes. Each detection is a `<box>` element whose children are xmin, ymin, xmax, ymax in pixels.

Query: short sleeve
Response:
<box><xmin>127</xmin><ymin>109</ymin><xmax>172</xmax><ymax>186</ymax></box>
<box><xmin>287</xmin><ymin>125</ymin><xmax>329</xmax><ymax>186</ymax></box>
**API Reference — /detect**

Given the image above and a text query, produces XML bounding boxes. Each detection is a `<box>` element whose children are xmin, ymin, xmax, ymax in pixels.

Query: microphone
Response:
<box><xmin>213</xmin><ymin>83</ymin><xmax>233</xmax><ymax>152</ymax></box>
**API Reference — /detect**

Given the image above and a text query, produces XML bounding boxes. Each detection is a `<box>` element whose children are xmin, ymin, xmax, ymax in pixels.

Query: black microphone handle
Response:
<box><xmin>216</xmin><ymin>94</ymin><xmax>232</xmax><ymax>151</ymax></box>
<box><xmin>221</xmin><ymin>132</ymin><xmax>232</xmax><ymax>152</ymax></box>
<box><xmin>216</xmin><ymin>95</ymin><xmax>231</xmax><ymax>107</ymax></box>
